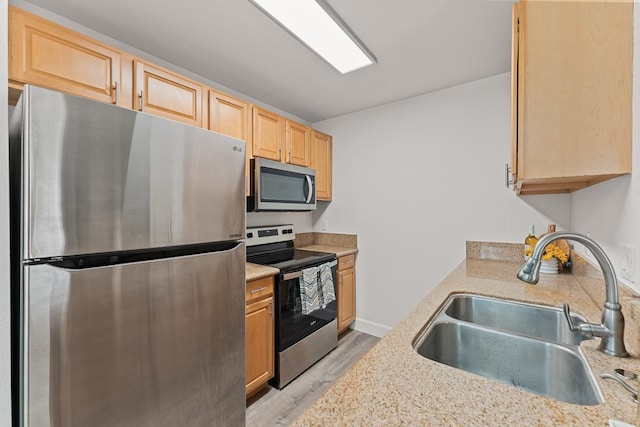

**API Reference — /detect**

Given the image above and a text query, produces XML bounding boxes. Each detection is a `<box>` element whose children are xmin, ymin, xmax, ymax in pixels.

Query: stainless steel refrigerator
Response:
<box><xmin>9</xmin><ymin>85</ymin><xmax>247</xmax><ymax>426</ymax></box>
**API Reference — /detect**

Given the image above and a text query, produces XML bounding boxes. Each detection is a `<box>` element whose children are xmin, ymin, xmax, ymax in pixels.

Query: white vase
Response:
<box><xmin>540</xmin><ymin>258</ymin><xmax>559</xmax><ymax>274</ymax></box>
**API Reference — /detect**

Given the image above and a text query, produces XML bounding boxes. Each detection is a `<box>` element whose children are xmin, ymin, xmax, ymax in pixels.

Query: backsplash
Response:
<box><xmin>294</xmin><ymin>232</ymin><xmax>357</xmax><ymax>249</ymax></box>
<box><xmin>466</xmin><ymin>241</ymin><xmax>523</xmax><ymax>262</ymax></box>
<box><xmin>571</xmin><ymin>253</ymin><xmax>640</xmax><ymax>356</ymax></box>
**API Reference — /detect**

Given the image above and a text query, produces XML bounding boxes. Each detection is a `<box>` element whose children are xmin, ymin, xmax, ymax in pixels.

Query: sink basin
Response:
<box><xmin>413</xmin><ymin>293</ymin><xmax>603</xmax><ymax>406</ymax></box>
<box><xmin>444</xmin><ymin>294</ymin><xmax>591</xmax><ymax>346</ymax></box>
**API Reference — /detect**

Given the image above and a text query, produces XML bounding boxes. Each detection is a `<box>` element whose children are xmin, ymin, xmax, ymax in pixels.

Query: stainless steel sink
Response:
<box><xmin>413</xmin><ymin>294</ymin><xmax>603</xmax><ymax>406</ymax></box>
<box><xmin>444</xmin><ymin>294</ymin><xmax>591</xmax><ymax>346</ymax></box>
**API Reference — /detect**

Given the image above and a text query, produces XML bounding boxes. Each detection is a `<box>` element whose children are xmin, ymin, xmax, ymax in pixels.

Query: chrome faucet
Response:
<box><xmin>517</xmin><ymin>231</ymin><xmax>628</xmax><ymax>357</ymax></box>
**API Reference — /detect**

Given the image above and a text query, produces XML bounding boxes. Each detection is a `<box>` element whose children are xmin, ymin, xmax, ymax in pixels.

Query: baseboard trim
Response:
<box><xmin>351</xmin><ymin>318</ymin><xmax>391</xmax><ymax>338</ymax></box>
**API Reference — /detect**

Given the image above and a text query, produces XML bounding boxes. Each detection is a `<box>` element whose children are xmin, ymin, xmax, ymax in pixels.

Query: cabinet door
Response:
<box><xmin>9</xmin><ymin>6</ymin><xmax>120</xmax><ymax>105</ymax></box>
<box><xmin>514</xmin><ymin>1</ymin><xmax>632</xmax><ymax>194</ymax></box>
<box><xmin>134</xmin><ymin>60</ymin><xmax>204</xmax><ymax>127</ymax></box>
<box><xmin>509</xmin><ymin>3</ymin><xmax>519</xmax><ymax>183</ymax></box>
<box><xmin>286</xmin><ymin>120</ymin><xmax>311</xmax><ymax>167</ymax></box>
<box><xmin>253</xmin><ymin>107</ymin><xmax>285</xmax><ymax>162</ymax></box>
<box><xmin>338</xmin><ymin>267</ymin><xmax>355</xmax><ymax>334</ymax></box>
<box><xmin>209</xmin><ymin>89</ymin><xmax>252</xmax><ymax>195</ymax></box>
<box><xmin>245</xmin><ymin>296</ymin><xmax>274</xmax><ymax>397</ymax></box>
<box><xmin>311</xmin><ymin>130</ymin><xmax>333</xmax><ymax>201</ymax></box>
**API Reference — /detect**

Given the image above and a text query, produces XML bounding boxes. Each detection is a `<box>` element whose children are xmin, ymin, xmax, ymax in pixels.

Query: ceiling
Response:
<box><xmin>22</xmin><ymin>0</ymin><xmax>514</xmax><ymax>123</ymax></box>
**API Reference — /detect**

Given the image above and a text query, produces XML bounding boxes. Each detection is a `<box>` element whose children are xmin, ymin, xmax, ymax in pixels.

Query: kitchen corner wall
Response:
<box><xmin>312</xmin><ymin>73</ymin><xmax>571</xmax><ymax>337</ymax></box>
<box><xmin>569</xmin><ymin>4</ymin><xmax>640</xmax><ymax>295</ymax></box>
<box><xmin>1</xmin><ymin>0</ymin><xmax>11</xmax><ymax>425</ymax></box>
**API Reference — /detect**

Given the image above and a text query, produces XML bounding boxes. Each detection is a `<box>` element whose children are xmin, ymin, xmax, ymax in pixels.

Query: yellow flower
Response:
<box><xmin>526</xmin><ymin>242</ymin><xmax>569</xmax><ymax>264</ymax></box>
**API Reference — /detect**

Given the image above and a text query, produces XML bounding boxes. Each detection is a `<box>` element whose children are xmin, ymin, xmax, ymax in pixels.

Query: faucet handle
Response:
<box><xmin>563</xmin><ymin>303</ymin><xmax>578</xmax><ymax>332</ymax></box>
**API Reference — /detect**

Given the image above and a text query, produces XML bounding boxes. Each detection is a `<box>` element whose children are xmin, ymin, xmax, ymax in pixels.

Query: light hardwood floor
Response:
<box><xmin>246</xmin><ymin>329</ymin><xmax>380</xmax><ymax>427</ymax></box>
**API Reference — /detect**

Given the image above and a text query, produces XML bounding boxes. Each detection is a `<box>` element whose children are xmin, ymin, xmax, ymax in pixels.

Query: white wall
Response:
<box><xmin>313</xmin><ymin>73</ymin><xmax>571</xmax><ymax>336</ymax></box>
<box><xmin>1</xmin><ymin>0</ymin><xmax>11</xmax><ymax>423</ymax></box>
<box><xmin>569</xmin><ymin>4</ymin><xmax>640</xmax><ymax>294</ymax></box>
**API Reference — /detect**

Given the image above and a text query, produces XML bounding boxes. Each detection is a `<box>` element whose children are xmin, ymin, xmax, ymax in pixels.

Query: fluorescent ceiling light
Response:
<box><xmin>250</xmin><ymin>0</ymin><xmax>376</xmax><ymax>74</ymax></box>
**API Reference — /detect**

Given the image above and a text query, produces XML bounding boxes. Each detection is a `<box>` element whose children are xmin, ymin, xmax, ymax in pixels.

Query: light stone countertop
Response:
<box><xmin>292</xmin><ymin>250</ymin><xmax>640</xmax><ymax>426</ymax></box>
<box><xmin>245</xmin><ymin>263</ymin><xmax>279</xmax><ymax>282</ymax></box>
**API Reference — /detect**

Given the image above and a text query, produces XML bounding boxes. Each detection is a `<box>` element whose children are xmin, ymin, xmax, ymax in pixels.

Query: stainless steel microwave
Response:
<box><xmin>247</xmin><ymin>158</ymin><xmax>316</xmax><ymax>211</ymax></box>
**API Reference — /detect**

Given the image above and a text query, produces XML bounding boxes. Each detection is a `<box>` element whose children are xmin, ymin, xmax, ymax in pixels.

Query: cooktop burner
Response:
<box><xmin>245</xmin><ymin>225</ymin><xmax>336</xmax><ymax>272</ymax></box>
<box><xmin>268</xmin><ymin>249</ymin><xmax>335</xmax><ymax>271</ymax></box>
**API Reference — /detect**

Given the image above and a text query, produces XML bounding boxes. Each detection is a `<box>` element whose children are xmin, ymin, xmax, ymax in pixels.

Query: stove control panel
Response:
<box><xmin>246</xmin><ymin>224</ymin><xmax>295</xmax><ymax>246</ymax></box>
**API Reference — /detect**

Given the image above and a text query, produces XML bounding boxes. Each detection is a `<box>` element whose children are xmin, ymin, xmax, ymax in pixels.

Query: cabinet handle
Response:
<box><xmin>505</xmin><ymin>163</ymin><xmax>514</xmax><ymax>188</ymax></box>
<box><xmin>278</xmin><ymin>148</ymin><xmax>282</xmax><ymax>162</ymax></box>
<box><xmin>268</xmin><ymin>301</ymin><xmax>273</xmax><ymax>316</ymax></box>
<box><xmin>305</xmin><ymin>175</ymin><xmax>313</xmax><ymax>203</ymax></box>
<box><xmin>289</xmin><ymin>150</ymin><xmax>292</xmax><ymax>163</ymax></box>
<box><xmin>282</xmin><ymin>271</ymin><xmax>302</xmax><ymax>281</ymax></box>
<box><xmin>112</xmin><ymin>81</ymin><xmax>119</xmax><ymax>106</ymax></box>
<box><xmin>138</xmin><ymin>90</ymin><xmax>144</xmax><ymax>112</ymax></box>
<box><xmin>250</xmin><ymin>286</ymin><xmax>267</xmax><ymax>294</ymax></box>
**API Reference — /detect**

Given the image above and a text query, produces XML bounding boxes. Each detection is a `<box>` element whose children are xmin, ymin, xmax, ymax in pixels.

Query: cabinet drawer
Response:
<box><xmin>338</xmin><ymin>254</ymin><xmax>355</xmax><ymax>271</ymax></box>
<box><xmin>246</xmin><ymin>276</ymin><xmax>274</xmax><ymax>303</ymax></box>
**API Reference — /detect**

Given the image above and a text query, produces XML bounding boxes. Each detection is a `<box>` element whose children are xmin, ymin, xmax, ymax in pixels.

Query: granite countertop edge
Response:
<box><xmin>292</xmin><ymin>256</ymin><xmax>640</xmax><ymax>426</ymax></box>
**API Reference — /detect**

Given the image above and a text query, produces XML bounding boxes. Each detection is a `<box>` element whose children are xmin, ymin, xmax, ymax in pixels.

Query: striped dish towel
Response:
<box><xmin>319</xmin><ymin>262</ymin><xmax>336</xmax><ymax>308</ymax></box>
<box><xmin>300</xmin><ymin>265</ymin><xmax>320</xmax><ymax>315</ymax></box>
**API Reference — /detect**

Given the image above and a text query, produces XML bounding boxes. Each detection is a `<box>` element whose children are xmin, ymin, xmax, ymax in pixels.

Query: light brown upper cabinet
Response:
<box><xmin>510</xmin><ymin>1</ymin><xmax>633</xmax><ymax>195</ymax></box>
<box><xmin>9</xmin><ymin>6</ymin><xmax>121</xmax><ymax>105</ymax></box>
<box><xmin>208</xmin><ymin>89</ymin><xmax>253</xmax><ymax>195</ymax></box>
<box><xmin>134</xmin><ymin>59</ymin><xmax>204</xmax><ymax>127</ymax></box>
<box><xmin>208</xmin><ymin>89</ymin><xmax>252</xmax><ymax>142</ymax></box>
<box><xmin>311</xmin><ymin>130</ymin><xmax>333</xmax><ymax>201</ymax></box>
<box><xmin>285</xmin><ymin>120</ymin><xmax>311</xmax><ymax>167</ymax></box>
<box><xmin>252</xmin><ymin>107</ymin><xmax>285</xmax><ymax>162</ymax></box>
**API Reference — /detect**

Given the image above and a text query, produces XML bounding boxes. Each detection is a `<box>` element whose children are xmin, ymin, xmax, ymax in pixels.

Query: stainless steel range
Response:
<box><xmin>246</xmin><ymin>225</ymin><xmax>338</xmax><ymax>388</ymax></box>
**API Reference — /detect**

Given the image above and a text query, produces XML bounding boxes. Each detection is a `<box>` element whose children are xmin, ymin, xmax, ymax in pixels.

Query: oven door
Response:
<box><xmin>275</xmin><ymin>264</ymin><xmax>337</xmax><ymax>351</ymax></box>
<box><xmin>252</xmin><ymin>158</ymin><xmax>316</xmax><ymax>211</ymax></box>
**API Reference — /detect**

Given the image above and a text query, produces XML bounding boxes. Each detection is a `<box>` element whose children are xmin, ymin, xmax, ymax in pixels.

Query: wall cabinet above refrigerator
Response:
<box><xmin>9</xmin><ymin>6</ymin><xmax>121</xmax><ymax>105</ymax></box>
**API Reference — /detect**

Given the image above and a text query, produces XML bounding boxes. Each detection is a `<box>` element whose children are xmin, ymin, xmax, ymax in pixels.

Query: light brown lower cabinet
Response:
<box><xmin>337</xmin><ymin>254</ymin><xmax>356</xmax><ymax>334</ymax></box>
<box><xmin>245</xmin><ymin>276</ymin><xmax>275</xmax><ymax>398</ymax></box>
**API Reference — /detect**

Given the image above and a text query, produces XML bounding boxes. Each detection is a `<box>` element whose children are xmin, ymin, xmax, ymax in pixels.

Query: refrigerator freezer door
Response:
<box><xmin>13</xmin><ymin>85</ymin><xmax>246</xmax><ymax>259</ymax></box>
<box><xmin>22</xmin><ymin>244</ymin><xmax>245</xmax><ymax>427</ymax></box>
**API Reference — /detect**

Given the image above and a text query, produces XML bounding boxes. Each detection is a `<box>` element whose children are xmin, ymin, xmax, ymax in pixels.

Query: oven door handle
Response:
<box><xmin>281</xmin><ymin>271</ymin><xmax>303</xmax><ymax>281</ymax></box>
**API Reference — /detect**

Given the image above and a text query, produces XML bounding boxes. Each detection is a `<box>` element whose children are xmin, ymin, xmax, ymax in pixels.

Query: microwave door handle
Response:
<box><xmin>305</xmin><ymin>175</ymin><xmax>313</xmax><ymax>203</ymax></box>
